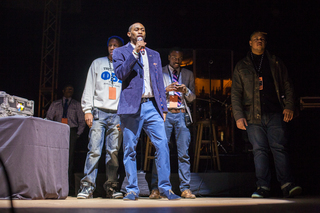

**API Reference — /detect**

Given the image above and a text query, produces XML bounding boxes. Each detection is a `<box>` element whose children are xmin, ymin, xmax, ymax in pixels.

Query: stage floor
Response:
<box><xmin>1</xmin><ymin>196</ymin><xmax>319</xmax><ymax>213</ymax></box>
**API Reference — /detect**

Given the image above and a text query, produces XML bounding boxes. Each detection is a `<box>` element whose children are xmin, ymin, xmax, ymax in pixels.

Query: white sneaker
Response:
<box><xmin>77</xmin><ymin>184</ymin><xmax>94</xmax><ymax>199</ymax></box>
<box><xmin>112</xmin><ymin>191</ymin><xmax>123</xmax><ymax>199</ymax></box>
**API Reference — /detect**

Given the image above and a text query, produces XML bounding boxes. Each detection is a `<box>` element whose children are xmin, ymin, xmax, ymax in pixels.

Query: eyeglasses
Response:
<box><xmin>252</xmin><ymin>38</ymin><xmax>266</xmax><ymax>42</ymax></box>
<box><xmin>170</xmin><ymin>56</ymin><xmax>183</xmax><ymax>61</ymax></box>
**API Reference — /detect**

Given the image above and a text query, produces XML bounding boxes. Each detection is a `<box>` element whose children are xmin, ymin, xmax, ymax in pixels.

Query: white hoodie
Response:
<box><xmin>81</xmin><ymin>57</ymin><xmax>122</xmax><ymax>114</ymax></box>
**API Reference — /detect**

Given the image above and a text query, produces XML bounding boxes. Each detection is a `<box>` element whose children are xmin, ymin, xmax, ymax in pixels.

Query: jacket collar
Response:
<box><xmin>244</xmin><ymin>50</ymin><xmax>274</xmax><ymax>65</ymax></box>
<box><xmin>125</xmin><ymin>42</ymin><xmax>134</xmax><ymax>54</ymax></box>
<box><xmin>125</xmin><ymin>42</ymin><xmax>152</xmax><ymax>55</ymax></box>
<box><xmin>243</xmin><ymin>50</ymin><xmax>278</xmax><ymax>76</ymax></box>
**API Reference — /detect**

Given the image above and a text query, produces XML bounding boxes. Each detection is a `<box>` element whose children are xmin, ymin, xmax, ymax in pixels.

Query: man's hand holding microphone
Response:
<box><xmin>135</xmin><ymin>37</ymin><xmax>146</xmax><ymax>55</ymax></box>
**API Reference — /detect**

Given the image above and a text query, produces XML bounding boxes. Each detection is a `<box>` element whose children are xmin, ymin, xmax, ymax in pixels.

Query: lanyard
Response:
<box><xmin>250</xmin><ymin>52</ymin><xmax>264</xmax><ymax>75</ymax></box>
<box><xmin>108</xmin><ymin>58</ymin><xmax>114</xmax><ymax>87</ymax></box>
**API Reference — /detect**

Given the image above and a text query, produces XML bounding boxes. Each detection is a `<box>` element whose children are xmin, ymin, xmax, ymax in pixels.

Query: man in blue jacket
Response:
<box><xmin>113</xmin><ymin>22</ymin><xmax>180</xmax><ymax>200</ymax></box>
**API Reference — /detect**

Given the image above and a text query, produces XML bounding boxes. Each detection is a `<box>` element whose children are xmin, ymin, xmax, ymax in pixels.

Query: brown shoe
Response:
<box><xmin>181</xmin><ymin>189</ymin><xmax>196</xmax><ymax>199</ymax></box>
<box><xmin>149</xmin><ymin>189</ymin><xmax>160</xmax><ymax>199</ymax></box>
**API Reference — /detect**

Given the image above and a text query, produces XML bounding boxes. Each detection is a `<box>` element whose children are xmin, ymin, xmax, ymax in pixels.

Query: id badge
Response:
<box><xmin>259</xmin><ymin>77</ymin><xmax>263</xmax><ymax>90</ymax></box>
<box><xmin>169</xmin><ymin>95</ymin><xmax>178</xmax><ymax>108</ymax></box>
<box><xmin>109</xmin><ymin>87</ymin><xmax>116</xmax><ymax>100</ymax></box>
<box><xmin>61</xmin><ymin>118</ymin><xmax>68</xmax><ymax>124</ymax></box>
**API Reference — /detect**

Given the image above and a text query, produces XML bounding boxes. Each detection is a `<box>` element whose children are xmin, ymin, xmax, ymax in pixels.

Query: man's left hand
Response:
<box><xmin>116</xmin><ymin>124</ymin><xmax>121</xmax><ymax>132</ymax></box>
<box><xmin>283</xmin><ymin>109</ymin><xmax>294</xmax><ymax>122</ymax></box>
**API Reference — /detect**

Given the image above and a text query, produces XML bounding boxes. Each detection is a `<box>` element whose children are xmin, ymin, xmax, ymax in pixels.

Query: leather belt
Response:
<box><xmin>141</xmin><ymin>97</ymin><xmax>155</xmax><ymax>103</ymax></box>
<box><xmin>98</xmin><ymin>108</ymin><xmax>117</xmax><ymax>113</ymax></box>
<box><xmin>168</xmin><ymin>108</ymin><xmax>186</xmax><ymax>113</ymax></box>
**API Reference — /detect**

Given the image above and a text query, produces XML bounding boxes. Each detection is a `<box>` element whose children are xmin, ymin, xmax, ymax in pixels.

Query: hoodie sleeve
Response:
<box><xmin>81</xmin><ymin>60</ymin><xmax>96</xmax><ymax>114</ymax></box>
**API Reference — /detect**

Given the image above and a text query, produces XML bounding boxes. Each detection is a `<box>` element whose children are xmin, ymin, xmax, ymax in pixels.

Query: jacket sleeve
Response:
<box><xmin>184</xmin><ymin>70</ymin><xmax>196</xmax><ymax>103</ymax></box>
<box><xmin>155</xmin><ymin>54</ymin><xmax>168</xmax><ymax>113</ymax></box>
<box><xmin>46</xmin><ymin>102</ymin><xmax>55</xmax><ymax>120</ymax></box>
<box><xmin>113</xmin><ymin>48</ymin><xmax>139</xmax><ymax>81</ymax></box>
<box><xmin>162</xmin><ymin>68</ymin><xmax>172</xmax><ymax>101</ymax></box>
<box><xmin>278</xmin><ymin>59</ymin><xmax>295</xmax><ymax>111</ymax></box>
<box><xmin>81</xmin><ymin>61</ymin><xmax>96</xmax><ymax>114</ymax></box>
<box><xmin>76</xmin><ymin>101</ymin><xmax>86</xmax><ymax>136</ymax></box>
<box><xmin>231</xmin><ymin>64</ymin><xmax>245</xmax><ymax>121</ymax></box>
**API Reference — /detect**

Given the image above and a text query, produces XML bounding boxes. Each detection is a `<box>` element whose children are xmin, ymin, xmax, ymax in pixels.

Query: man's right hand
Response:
<box><xmin>163</xmin><ymin>112</ymin><xmax>167</xmax><ymax>122</ymax></box>
<box><xmin>134</xmin><ymin>39</ymin><xmax>146</xmax><ymax>54</ymax></box>
<box><xmin>236</xmin><ymin>118</ymin><xmax>248</xmax><ymax>130</ymax></box>
<box><xmin>165</xmin><ymin>82</ymin><xmax>179</xmax><ymax>92</ymax></box>
<box><xmin>85</xmin><ymin>113</ymin><xmax>93</xmax><ymax>128</ymax></box>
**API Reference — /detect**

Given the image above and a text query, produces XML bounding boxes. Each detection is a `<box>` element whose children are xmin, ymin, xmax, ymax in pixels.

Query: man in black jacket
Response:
<box><xmin>231</xmin><ymin>31</ymin><xmax>301</xmax><ymax>198</ymax></box>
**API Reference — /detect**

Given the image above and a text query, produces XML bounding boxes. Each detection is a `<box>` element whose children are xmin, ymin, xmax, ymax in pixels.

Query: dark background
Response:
<box><xmin>1</xmin><ymin>0</ymin><xmax>319</xmax><ymax>196</ymax></box>
<box><xmin>1</xmin><ymin>0</ymin><xmax>319</xmax><ymax>101</ymax></box>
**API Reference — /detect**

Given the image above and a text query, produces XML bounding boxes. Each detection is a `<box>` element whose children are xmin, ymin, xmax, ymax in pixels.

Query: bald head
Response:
<box><xmin>128</xmin><ymin>22</ymin><xmax>143</xmax><ymax>32</ymax></box>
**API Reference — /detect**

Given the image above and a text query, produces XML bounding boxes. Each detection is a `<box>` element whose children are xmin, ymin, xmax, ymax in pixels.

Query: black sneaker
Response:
<box><xmin>282</xmin><ymin>183</ymin><xmax>302</xmax><ymax>198</ymax></box>
<box><xmin>104</xmin><ymin>182</ymin><xmax>123</xmax><ymax>199</ymax></box>
<box><xmin>251</xmin><ymin>187</ymin><xmax>270</xmax><ymax>198</ymax></box>
<box><xmin>77</xmin><ymin>182</ymin><xmax>94</xmax><ymax>199</ymax></box>
<box><xmin>106</xmin><ymin>187</ymin><xmax>123</xmax><ymax>199</ymax></box>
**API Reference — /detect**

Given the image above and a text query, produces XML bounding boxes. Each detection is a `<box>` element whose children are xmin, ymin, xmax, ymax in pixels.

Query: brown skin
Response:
<box><xmin>63</xmin><ymin>86</ymin><xmax>74</xmax><ymax>99</ymax></box>
<box><xmin>108</xmin><ymin>38</ymin><xmax>122</xmax><ymax>61</ymax></box>
<box><xmin>127</xmin><ymin>22</ymin><xmax>147</xmax><ymax>54</ymax></box>
<box><xmin>236</xmin><ymin>118</ymin><xmax>248</xmax><ymax>130</ymax></box>
<box><xmin>85</xmin><ymin>38</ymin><xmax>122</xmax><ymax>128</ymax></box>
<box><xmin>249</xmin><ymin>32</ymin><xmax>267</xmax><ymax>55</ymax></box>
<box><xmin>236</xmin><ymin>33</ymin><xmax>294</xmax><ymax>130</ymax></box>
<box><xmin>166</xmin><ymin>51</ymin><xmax>187</xmax><ymax>94</ymax></box>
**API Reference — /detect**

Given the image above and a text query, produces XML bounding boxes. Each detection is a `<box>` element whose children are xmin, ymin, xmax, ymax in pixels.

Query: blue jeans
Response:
<box><xmin>246</xmin><ymin>113</ymin><xmax>294</xmax><ymax>188</ymax></box>
<box><xmin>151</xmin><ymin>111</ymin><xmax>191</xmax><ymax>192</ymax></box>
<box><xmin>80</xmin><ymin>109</ymin><xmax>122</xmax><ymax>188</ymax></box>
<box><xmin>121</xmin><ymin>99</ymin><xmax>172</xmax><ymax>195</ymax></box>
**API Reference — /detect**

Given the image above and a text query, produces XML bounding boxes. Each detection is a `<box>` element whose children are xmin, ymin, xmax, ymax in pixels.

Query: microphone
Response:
<box><xmin>137</xmin><ymin>37</ymin><xmax>145</xmax><ymax>55</ymax></box>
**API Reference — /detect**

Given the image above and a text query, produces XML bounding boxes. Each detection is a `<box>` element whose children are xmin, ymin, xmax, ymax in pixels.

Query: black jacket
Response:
<box><xmin>231</xmin><ymin>51</ymin><xmax>294</xmax><ymax>124</ymax></box>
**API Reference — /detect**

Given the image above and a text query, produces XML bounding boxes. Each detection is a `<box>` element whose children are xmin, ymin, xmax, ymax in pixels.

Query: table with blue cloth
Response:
<box><xmin>0</xmin><ymin>116</ymin><xmax>69</xmax><ymax>199</ymax></box>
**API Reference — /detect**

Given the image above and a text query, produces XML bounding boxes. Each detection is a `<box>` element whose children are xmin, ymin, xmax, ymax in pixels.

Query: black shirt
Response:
<box><xmin>251</xmin><ymin>52</ymin><xmax>282</xmax><ymax>113</ymax></box>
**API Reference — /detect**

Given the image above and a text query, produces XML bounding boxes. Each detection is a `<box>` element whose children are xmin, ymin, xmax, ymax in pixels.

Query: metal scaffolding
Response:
<box><xmin>38</xmin><ymin>0</ymin><xmax>62</xmax><ymax>117</ymax></box>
